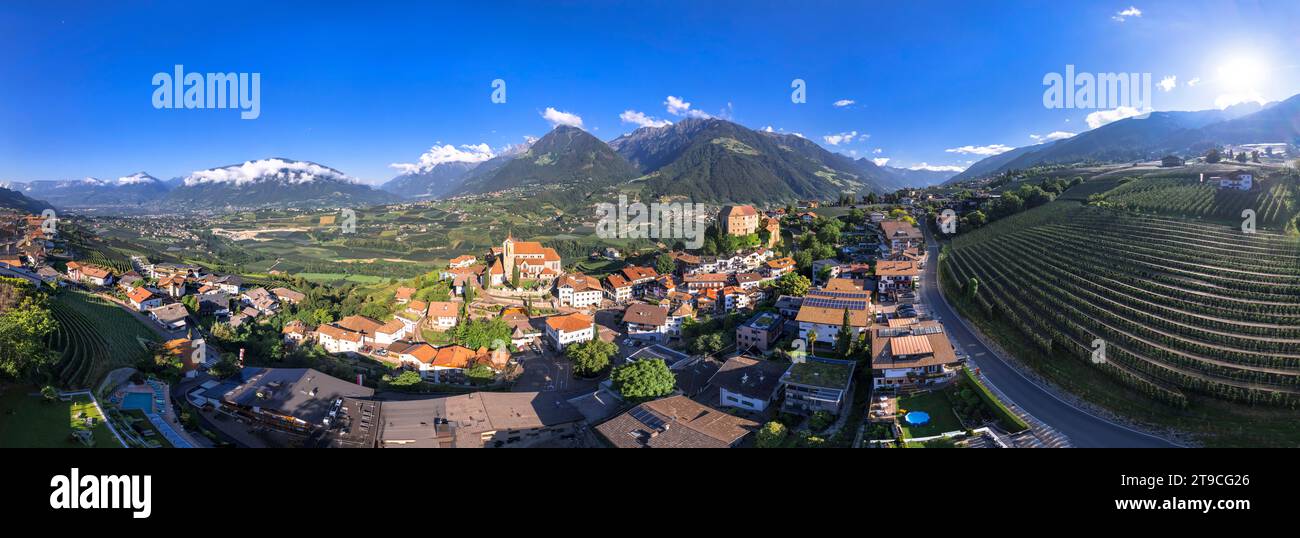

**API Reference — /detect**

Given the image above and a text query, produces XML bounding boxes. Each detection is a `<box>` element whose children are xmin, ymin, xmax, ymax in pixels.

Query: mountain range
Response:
<box><xmin>8</xmin><ymin>94</ymin><xmax>1298</xmax><ymax>213</ymax></box>
<box><xmin>948</xmin><ymin>96</ymin><xmax>1299</xmax><ymax>183</ymax></box>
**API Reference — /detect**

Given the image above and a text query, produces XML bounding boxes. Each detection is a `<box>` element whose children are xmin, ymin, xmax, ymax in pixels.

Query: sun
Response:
<box><xmin>1216</xmin><ymin>56</ymin><xmax>1268</xmax><ymax>89</ymax></box>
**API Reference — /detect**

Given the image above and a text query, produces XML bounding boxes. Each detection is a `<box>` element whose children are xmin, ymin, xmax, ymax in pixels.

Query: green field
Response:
<box><xmin>48</xmin><ymin>290</ymin><xmax>162</xmax><ymax>389</ymax></box>
<box><xmin>0</xmin><ymin>389</ymin><xmax>123</xmax><ymax>448</ymax></box>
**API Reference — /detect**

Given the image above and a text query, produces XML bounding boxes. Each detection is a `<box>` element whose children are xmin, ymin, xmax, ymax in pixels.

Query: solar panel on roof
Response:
<box><xmin>808</xmin><ymin>291</ymin><xmax>870</xmax><ymax>299</ymax></box>
<box><xmin>629</xmin><ymin>407</ymin><xmax>666</xmax><ymax>430</ymax></box>
<box><xmin>804</xmin><ymin>298</ymin><xmax>868</xmax><ymax>310</ymax></box>
<box><xmin>912</xmin><ymin>325</ymin><xmax>943</xmax><ymax>335</ymax></box>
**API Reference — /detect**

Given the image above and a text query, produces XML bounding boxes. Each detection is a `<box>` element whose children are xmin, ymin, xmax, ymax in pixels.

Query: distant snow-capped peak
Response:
<box><xmin>183</xmin><ymin>158</ymin><xmax>355</xmax><ymax>187</ymax></box>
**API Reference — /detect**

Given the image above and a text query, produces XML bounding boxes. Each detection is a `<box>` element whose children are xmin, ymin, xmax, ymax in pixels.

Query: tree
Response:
<box><xmin>835</xmin><ymin>309</ymin><xmax>853</xmax><ymax>358</ymax></box>
<box><xmin>1235</xmin><ymin>151</ymin><xmax>1248</xmax><ymax>163</ymax></box>
<box><xmin>774</xmin><ymin>272</ymin><xmax>811</xmax><ymax>297</ymax></box>
<box><xmin>40</xmin><ymin>385</ymin><xmax>57</xmax><ymax>402</ymax></box>
<box><xmin>756</xmin><ymin>421</ymin><xmax>788</xmax><ymax>448</ymax></box>
<box><xmin>464</xmin><ymin>363</ymin><xmax>496</xmax><ymax>385</ymax></box>
<box><xmin>386</xmin><ymin>370</ymin><xmax>423</xmax><ymax>388</ymax></box>
<box><xmin>181</xmin><ymin>294</ymin><xmax>199</xmax><ymax>315</ymax></box>
<box><xmin>0</xmin><ymin>289</ymin><xmax>57</xmax><ymax>380</ymax></box>
<box><xmin>807</xmin><ymin>329</ymin><xmax>819</xmax><ymax>352</ymax></box>
<box><xmin>565</xmin><ymin>337</ymin><xmax>617</xmax><ymax>377</ymax></box>
<box><xmin>609</xmin><ymin>358</ymin><xmax>675</xmax><ymax>401</ymax></box>
<box><xmin>691</xmin><ymin>332</ymin><xmax>725</xmax><ymax>355</ymax></box>
<box><xmin>655</xmin><ymin>253</ymin><xmax>676</xmax><ymax>275</ymax></box>
<box><xmin>963</xmin><ymin>210</ymin><xmax>987</xmax><ymax>228</ymax></box>
<box><xmin>1205</xmin><ymin>148</ymin><xmax>1221</xmax><ymax>163</ymax></box>
<box><xmin>967</xmin><ymin>277</ymin><xmax>980</xmax><ymax>300</ymax></box>
<box><xmin>511</xmin><ymin>265</ymin><xmax>521</xmax><ymax>289</ymax></box>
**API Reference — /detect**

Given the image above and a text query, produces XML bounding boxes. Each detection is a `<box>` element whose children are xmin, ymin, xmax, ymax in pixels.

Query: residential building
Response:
<box><xmin>189</xmin><ymin>367</ymin><xmax>374</xmax><ymax>432</ymax></box>
<box><xmin>876</xmin><ymin>260</ymin><xmax>921</xmax><ymax>298</ymax></box>
<box><xmin>426</xmin><ymin>301</ymin><xmax>459</xmax><ymax>330</ymax></box>
<box><xmin>544</xmin><ymin>312</ymin><xmax>594</xmax><ymax>350</ymax></box>
<box><xmin>666</xmin><ymin>302</ymin><xmax>693</xmax><ymax>338</ymax></box>
<box><xmin>66</xmin><ymin>261</ymin><xmax>114</xmax><ymax>286</ymax></box>
<box><xmin>448</xmin><ymin>254</ymin><xmax>477</xmax><ymax>268</ymax></box>
<box><xmin>734</xmin><ymin>272</ymin><xmax>763</xmax><ymax>290</ymax></box>
<box><xmin>374</xmin><ymin>319</ymin><xmax>409</xmax><ymax>345</ymax></box>
<box><xmin>795</xmin><ymin>278</ymin><xmax>873</xmax><ymax>348</ymax></box>
<box><xmin>684</xmin><ymin>273</ymin><xmax>728</xmax><ymax>292</ymax></box>
<box><xmin>870</xmin><ymin>319</ymin><xmax>962</xmax><ymax>388</ymax></box>
<box><xmin>147</xmin><ymin>303</ymin><xmax>189</xmax><ymax>331</ymax></box>
<box><xmin>765</xmin><ymin>256</ymin><xmax>795</xmax><ymax>278</ymax></box>
<box><xmin>316</xmin><ymin>323</ymin><xmax>366</xmax><ymax>354</ymax></box>
<box><xmin>622</xmin><ymin>303</ymin><xmax>670</xmax><ymax>341</ymax></box>
<box><xmin>736</xmin><ymin>311</ymin><xmax>783</xmax><ymax>353</ymax></box>
<box><xmin>556</xmin><ymin>273</ymin><xmax>604</xmax><ymax>308</ymax></box>
<box><xmin>270</xmin><ymin>287</ymin><xmax>305</xmax><ymax>304</ymax></box>
<box><xmin>596</xmin><ymin>395</ymin><xmax>759</xmax><ymax>448</ymax></box>
<box><xmin>709</xmin><ymin>356</ymin><xmax>789</xmax><ymax>412</ymax></box>
<box><xmin>126</xmin><ymin>287</ymin><xmax>161</xmax><ymax>311</ymax></box>
<box><xmin>879</xmin><ymin>220</ymin><xmax>923</xmax><ymax>253</ymax></box>
<box><xmin>782</xmin><ymin>357</ymin><xmax>855</xmax><ymax>415</ymax></box>
<box><xmin>604</xmin><ymin>273</ymin><xmax>634</xmax><ymax>303</ymax></box>
<box><xmin>375</xmin><ymin>392</ymin><xmax>582</xmax><ymax>448</ymax></box>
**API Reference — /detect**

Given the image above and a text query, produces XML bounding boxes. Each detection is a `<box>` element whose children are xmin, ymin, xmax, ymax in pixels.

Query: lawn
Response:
<box><xmin>0</xmin><ymin>389</ymin><xmax>123</xmax><ymax>448</ymax></box>
<box><xmin>898</xmin><ymin>391</ymin><xmax>963</xmax><ymax>439</ymax></box>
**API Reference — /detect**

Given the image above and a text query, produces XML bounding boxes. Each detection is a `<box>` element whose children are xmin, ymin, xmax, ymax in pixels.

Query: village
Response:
<box><xmin>0</xmin><ymin>186</ymin><xmax>1054</xmax><ymax>449</ymax></box>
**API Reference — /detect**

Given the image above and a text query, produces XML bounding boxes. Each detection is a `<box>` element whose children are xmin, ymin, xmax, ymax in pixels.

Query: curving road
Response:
<box><xmin>921</xmin><ymin>230</ymin><xmax>1178</xmax><ymax>448</ymax></box>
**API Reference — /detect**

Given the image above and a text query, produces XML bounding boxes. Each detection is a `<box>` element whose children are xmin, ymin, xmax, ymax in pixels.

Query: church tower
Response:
<box><xmin>502</xmin><ymin>232</ymin><xmax>516</xmax><ymax>278</ymax></box>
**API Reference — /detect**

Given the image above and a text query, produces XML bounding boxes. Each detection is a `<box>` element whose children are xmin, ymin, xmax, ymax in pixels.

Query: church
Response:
<box><xmin>487</xmin><ymin>233</ymin><xmax>563</xmax><ymax>288</ymax></box>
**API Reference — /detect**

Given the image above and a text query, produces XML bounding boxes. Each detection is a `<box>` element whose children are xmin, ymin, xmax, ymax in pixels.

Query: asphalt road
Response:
<box><xmin>921</xmin><ymin>232</ymin><xmax>1177</xmax><ymax>448</ymax></box>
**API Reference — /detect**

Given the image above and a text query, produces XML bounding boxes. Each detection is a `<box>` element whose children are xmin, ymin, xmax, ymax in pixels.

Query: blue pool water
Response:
<box><xmin>121</xmin><ymin>392</ymin><xmax>153</xmax><ymax>411</ymax></box>
<box><xmin>904</xmin><ymin>411</ymin><xmax>931</xmax><ymax>425</ymax></box>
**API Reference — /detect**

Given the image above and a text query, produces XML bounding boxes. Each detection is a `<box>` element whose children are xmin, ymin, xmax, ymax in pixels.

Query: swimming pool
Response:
<box><xmin>120</xmin><ymin>392</ymin><xmax>153</xmax><ymax>411</ymax></box>
<box><xmin>904</xmin><ymin>411</ymin><xmax>931</xmax><ymax>425</ymax></box>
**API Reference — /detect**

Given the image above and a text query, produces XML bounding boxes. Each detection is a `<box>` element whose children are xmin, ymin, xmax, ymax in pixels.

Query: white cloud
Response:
<box><xmin>619</xmin><ymin>109</ymin><xmax>672</xmax><ymax>129</ymax></box>
<box><xmin>832</xmin><ymin>99</ymin><xmax>855</xmax><ymax>107</ymax></box>
<box><xmin>1214</xmin><ymin>91</ymin><xmax>1267</xmax><ymax>109</ymax></box>
<box><xmin>664</xmin><ymin>95</ymin><xmax>711</xmax><ymax>118</ymax></box>
<box><xmin>186</xmin><ymin>158</ymin><xmax>353</xmax><ymax>186</ymax></box>
<box><xmin>1112</xmin><ymin>6</ymin><xmax>1142</xmax><ymax>22</ymax></box>
<box><xmin>872</xmin><ymin>157</ymin><xmax>891</xmax><ymax>166</ymax></box>
<box><xmin>1158</xmin><ymin>75</ymin><xmax>1176</xmax><ymax>92</ymax></box>
<box><xmin>1029</xmin><ymin>131</ymin><xmax>1077</xmax><ymax>143</ymax></box>
<box><xmin>1187</xmin><ymin>77</ymin><xmax>1201</xmax><ymax>87</ymax></box>
<box><xmin>1085</xmin><ymin>106</ymin><xmax>1145</xmax><ymax>128</ymax></box>
<box><xmin>389</xmin><ymin>143</ymin><xmax>496</xmax><ymax>174</ymax></box>
<box><xmin>116</xmin><ymin>172</ymin><xmax>158</xmax><ymax>185</ymax></box>
<box><xmin>541</xmin><ymin>107</ymin><xmax>584</xmax><ymax>128</ymax></box>
<box><xmin>762</xmin><ymin>125</ymin><xmax>775</xmax><ymax>132</ymax></box>
<box><xmin>822</xmin><ymin>131</ymin><xmax>860</xmax><ymax>146</ymax></box>
<box><xmin>873</xmin><ymin>148</ymin><xmax>883</xmax><ymax>154</ymax></box>
<box><xmin>945</xmin><ymin>144</ymin><xmax>1014</xmax><ymax>156</ymax></box>
<box><xmin>909</xmin><ymin>163</ymin><xmax>967</xmax><ymax>172</ymax></box>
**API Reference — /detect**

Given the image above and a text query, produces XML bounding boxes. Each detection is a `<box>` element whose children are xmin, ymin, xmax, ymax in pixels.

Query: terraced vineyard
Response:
<box><xmin>943</xmin><ymin>204</ymin><xmax>1300</xmax><ymax>409</ymax></box>
<box><xmin>48</xmin><ymin>290</ymin><xmax>161</xmax><ymax>389</ymax></box>
<box><xmin>1098</xmin><ymin>174</ymin><xmax>1299</xmax><ymax>229</ymax></box>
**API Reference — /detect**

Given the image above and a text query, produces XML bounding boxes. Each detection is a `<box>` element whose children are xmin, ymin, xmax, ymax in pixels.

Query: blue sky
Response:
<box><xmin>2</xmin><ymin>0</ymin><xmax>1299</xmax><ymax>184</ymax></box>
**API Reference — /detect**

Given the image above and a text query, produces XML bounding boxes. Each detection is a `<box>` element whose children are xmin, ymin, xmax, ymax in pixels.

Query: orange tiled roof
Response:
<box><xmin>546</xmin><ymin>312</ymin><xmax>593</xmax><ymax>333</ymax></box>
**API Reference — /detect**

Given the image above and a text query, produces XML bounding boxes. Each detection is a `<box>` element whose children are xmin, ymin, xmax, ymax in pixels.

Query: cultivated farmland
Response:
<box><xmin>943</xmin><ymin>203</ymin><xmax>1300</xmax><ymax>410</ymax></box>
